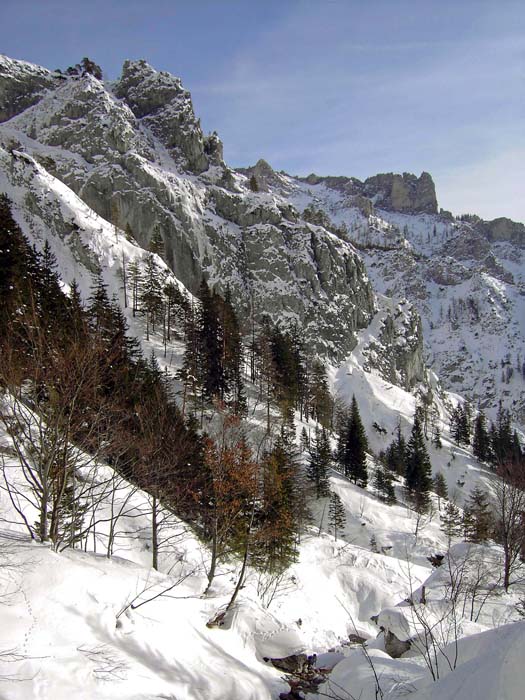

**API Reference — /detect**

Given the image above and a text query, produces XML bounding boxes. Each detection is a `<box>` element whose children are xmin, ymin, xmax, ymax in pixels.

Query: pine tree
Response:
<box><xmin>472</xmin><ymin>411</ymin><xmax>489</xmax><ymax>462</ymax></box>
<box><xmin>139</xmin><ymin>253</ymin><xmax>166</xmax><ymax>339</ymax></box>
<box><xmin>309</xmin><ymin>360</ymin><xmax>332</xmax><ymax>428</ymax></box>
<box><xmin>405</xmin><ymin>412</ymin><xmax>432</xmax><ymax>511</ymax></box>
<box><xmin>344</xmin><ymin>396</ymin><xmax>368</xmax><ymax>487</ymax></box>
<box><xmin>257</xmin><ymin>428</ymin><xmax>307</xmax><ymax>572</ymax></box>
<box><xmin>127</xmin><ymin>259</ymin><xmax>141</xmax><ymax>317</ymax></box>
<box><xmin>433</xmin><ymin>472</ymin><xmax>448</xmax><ymax>506</ymax></box>
<box><xmin>450</xmin><ymin>405</ymin><xmax>464</xmax><ymax>445</ymax></box>
<box><xmin>306</xmin><ymin>427</ymin><xmax>331</xmax><ymax>499</ymax></box>
<box><xmin>374</xmin><ymin>465</ymin><xmax>396</xmax><ymax>504</ymax></box>
<box><xmin>440</xmin><ymin>501</ymin><xmax>462</xmax><ymax>546</ymax></box>
<box><xmin>463</xmin><ymin>487</ymin><xmax>493</xmax><ymax>543</ymax></box>
<box><xmin>385</xmin><ymin>424</ymin><xmax>407</xmax><ymax>476</ymax></box>
<box><xmin>431</xmin><ymin>423</ymin><xmax>442</xmax><ymax>449</ymax></box>
<box><xmin>491</xmin><ymin>402</ymin><xmax>513</xmax><ymax>465</ymax></box>
<box><xmin>219</xmin><ymin>289</ymin><xmax>246</xmax><ymax>415</ymax></box>
<box><xmin>249</xmin><ymin>174</ymin><xmax>259</xmax><ymax>192</ymax></box>
<box><xmin>300</xmin><ymin>426</ymin><xmax>309</xmax><ymax>452</ymax></box>
<box><xmin>148</xmin><ymin>229</ymin><xmax>165</xmax><ymax>258</ymax></box>
<box><xmin>328</xmin><ymin>492</ymin><xmax>346</xmax><ymax>541</ymax></box>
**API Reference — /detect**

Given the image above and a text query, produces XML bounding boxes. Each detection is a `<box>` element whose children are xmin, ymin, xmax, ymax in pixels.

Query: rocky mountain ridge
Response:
<box><xmin>0</xmin><ymin>54</ymin><xmax>411</xmax><ymax>376</ymax></box>
<box><xmin>1</xmin><ymin>53</ymin><xmax>523</xmax><ymax>419</ymax></box>
<box><xmin>257</xmin><ymin>163</ymin><xmax>524</xmax><ymax>427</ymax></box>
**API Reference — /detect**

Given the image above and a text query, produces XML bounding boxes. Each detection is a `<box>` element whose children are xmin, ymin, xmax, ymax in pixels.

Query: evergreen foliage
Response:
<box><xmin>433</xmin><ymin>472</ymin><xmax>448</xmax><ymax>502</ymax></box>
<box><xmin>373</xmin><ymin>465</ymin><xmax>396</xmax><ymax>504</ymax></box>
<box><xmin>257</xmin><ymin>428</ymin><xmax>307</xmax><ymax>572</ymax></box>
<box><xmin>384</xmin><ymin>424</ymin><xmax>407</xmax><ymax>476</ymax></box>
<box><xmin>440</xmin><ymin>501</ymin><xmax>462</xmax><ymax>545</ymax></box>
<box><xmin>306</xmin><ymin>427</ymin><xmax>331</xmax><ymax>499</ymax></box>
<box><xmin>405</xmin><ymin>412</ymin><xmax>432</xmax><ymax>511</ymax></box>
<box><xmin>472</xmin><ymin>411</ymin><xmax>490</xmax><ymax>462</ymax></box>
<box><xmin>463</xmin><ymin>487</ymin><xmax>493</xmax><ymax>543</ymax></box>
<box><xmin>328</xmin><ymin>492</ymin><xmax>346</xmax><ymax>540</ymax></box>
<box><xmin>341</xmin><ymin>396</ymin><xmax>368</xmax><ymax>487</ymax></box>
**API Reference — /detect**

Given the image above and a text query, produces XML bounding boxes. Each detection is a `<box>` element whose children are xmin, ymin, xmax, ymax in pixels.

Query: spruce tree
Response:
<box><xmin>219</xmin><ymin>288</ymin><xmax>246</xmax><ymax>415</ymax></box>
<box><xmin>309</xmin><ymin>360</ymin><xmax>333</xmax><ymax>428</ymax></box>
<box><xmin>328</xmin><ymin>492</ymin><xmax>346</xmax><ymax>541</ymax></box>
<box><xmin>306</xmin><ymin>427</ymin><xmax>331</xmax><ymax>499</ymax></box>
<box><xmin>440</xmin><ymin>501</ymin><xmax>462</xmax><ymax>546</ymax></box>
<box><xmin>374</xmin><ymin>465</ymin><xmax>396</xmax><ymax>504</ymax></box>
<box><xmin>405</xmin><ymin>412</ymin><xmax>432</xmax><ymax>510</ymax></box>
<box><xmin>433</xmin><ymin>472</ymin><xmax>448</xmax><ymax>505</ymax></box>
<box><xmin>258</xmin><ymin>428</ymin><xmax>306</xmax><ymax>572</ymax></box>
<box><xmin>463</xmin><ymin>487</ymin><xmax>493</xmax><ymax>543</ymax></box>
<box><xmin>385</xmin><ymin>424</ymin><xmax>407</xmax><ymax>476</ymax></box>
<box><xmin>491</xmin><ymin>402</ymin><xmax>513</xmax><ymax>465</ymax></box>
<box><xmin>139</xmin><ymin>253</ymin><xmax>165</xmax><ymax>339</ymax></box>
<box><xmin>197</xmin><ymin>280</ymin><xmax>226</xmax><ymax>402</ymax></box>
<box><xmin>472</xmin><ymin>411</ymin><xmax>489</xmax><ymax>462</ymax></box>
<box><xmin>344</xmin><ymin>396</ymin><xmax>368</xmax><ymax>487</ymax></box>
<box><xmin>148</xmin><ymin>229</ymin><xmax>165</xmax><ymax>257</ymax></box>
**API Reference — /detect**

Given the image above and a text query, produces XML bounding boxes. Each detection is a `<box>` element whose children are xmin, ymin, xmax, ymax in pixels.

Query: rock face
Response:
<box><xmin>0</xmin><ymin>54</ymin><xmax>62</xmax><ymax>123</ymax></box>
<box><xmin>282</xmin><ymin>171</ymin><xmax>525</xmax><ymax>428</ymax></box>
<box><xmin>363</xmin><ymin>171</ymin><xmax>438</xmax><ymax>214</ymax></box>
<box><xmin>113</xmin><ymin>59</ymin><xmax>215</xmax><ymax>173</ymax></box>
<box><xmin>476</xmin><ymin>217</ymin><xmax>525</xmax><ymax>247</ymax></box>
<box><xmin>0</xmin><ymin>55</ymin><xmax>376</xmax><ymax>361</ymax></box>
<box><xmin>295</xmin><ymin>171</ymin><xmax>438</xmax><ymax>215</ymax></box>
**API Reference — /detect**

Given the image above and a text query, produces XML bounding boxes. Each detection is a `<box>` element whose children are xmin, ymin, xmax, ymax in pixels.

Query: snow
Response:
<box><xmin>1</xmin><ymin>54</ymin><xmax>524</xmax><ymax>699</ymax></box>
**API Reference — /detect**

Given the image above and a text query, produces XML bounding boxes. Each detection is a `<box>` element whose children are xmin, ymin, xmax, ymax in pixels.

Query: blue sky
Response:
<box><xmin>1</xmin><ymin>0</ymin><xmax>523</xmax><ymax>221</ymax></box>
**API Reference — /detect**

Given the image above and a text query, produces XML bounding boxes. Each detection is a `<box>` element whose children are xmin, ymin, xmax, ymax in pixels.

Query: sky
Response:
<box><xmin>0</xmin><ymin>0</ymin><xmax>524</xmax><ymax>221</ymax></box>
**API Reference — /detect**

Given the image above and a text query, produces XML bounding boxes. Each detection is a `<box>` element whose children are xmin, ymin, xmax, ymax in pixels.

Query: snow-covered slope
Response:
<box><xmin>1</xmin><ymin>53</ymin><xmax>524</xmax><ymax>700</ymax></box>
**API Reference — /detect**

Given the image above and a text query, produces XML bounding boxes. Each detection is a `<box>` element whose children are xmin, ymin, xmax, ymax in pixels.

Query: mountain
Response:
<box><xmin>2</xmin><ymin>53</ymin><xmax>522</xmax><ymax>432</ymax></box>
<box><xmin>1</xmin><ymin>52</ymin><xmax>525</xmax><ymax>700</ymax></box>
<box><xmin>247</xmin><ymin>165</ymin><xmax>525</xmax><ymax>429</ymax></box>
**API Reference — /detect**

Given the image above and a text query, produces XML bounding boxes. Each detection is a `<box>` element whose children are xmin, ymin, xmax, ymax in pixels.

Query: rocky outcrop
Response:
<box><xmin>363</xmin><ymin>171</ymin><xmax>438</xmax><ymax>214</ymax></box>
<box><xmin>0</xmin><ymin>55</ymin><xmax>376</xmax><ymax>360</ymax></box>
<box><xmin>295</xmin><ymin>170</ymin><xmax>437</xmax><ymax>215</ymax></box>
<box><xmin>475</xmin><ymin>217</ymin><xmax>525</xmax><ymax>247</ymax></box>
<box><xmin>114</xmin><ymin>59</ymin><xmax>212</xmax><ymax>173</ymax></box>
<box><xmin>237</xmin><ymin>159</ymin><xmax>286</xmax><ymax>192</ymax></box>
<box><xmin>0</xmin><ymin>54</ymin><xmax>62</xmax><ymax>123</ymax></box>
<box><xmin>362</xmin><ymin>299</ymin><xmax>426</xmax><ymax>389</ymax></box>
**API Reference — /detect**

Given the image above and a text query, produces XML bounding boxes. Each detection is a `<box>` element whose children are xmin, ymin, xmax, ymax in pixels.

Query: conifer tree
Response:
<box><xmin>405</xmin><ymin>412</ymin><xmax>432</xmax><ymax>510</ymax></box>
<box><xmin>328</xmin><ymin>492</ymin><xmax>346</xmax><ymax>541</ymax></box>
<box><xmin>491</xmin><ymin>402</ymin><xmax>513</xmax><ymax>465</ymax></box>
<box><xmin>309</xmin><ymin>360</ymin><xmax>332</xmax><ymax>428</ymax></box>
<box><xmin>385</xmin><ymin>424</ymin><xmax>407</xmax><ymax>476</ymax></box>
<box><xmin>374</xmin><ymin>465</ymin><xmax>396</xmax><ymax>504</ymax></box>
<box><xmin>440</xmin><ymin>501</ymin><xmax>462</xmax><ymax>546</ymax></box>
<box><xmin>431</xmin><ymin>423</ymin><xmax>442</xmax><ymax>449</ymax></box>
<box><xmin>127</xmin><ymin>259</ymin><xmax>141</xmax><ymax>317</ymax></box>
<box><xmin>472</xmin><ymin>411</ymin><xmax>489</xmax><ymax>462</ymax></box>
<box><xmin>219</xmin><ymin>288</ymin><xmax>246</xmax><ymax>415</ymax></box>
<box><xmin>463</xmin><ymin>487</ymin><xmax>493</xmax><ymax>543</ymax></box>
<box><xmin>433</xmin><ymin>472</ymin><xmax>448</xmax><ymax>507</ymax></box>
<box><xmin>257</xmin><ymin>428</ymin><xmax>307</xmax><ymax>572</ymax></box>
<box><xmin>300</xmin><ymin>426</ymin><xmax>309</xmax><ymax>452</ymax></box>
<box><xmin>139</xmin><ymin>253</ymin><xmax>166</xmax><ymax>339</ymax></box>
<box><xmin>306</xmin><ymin>427</ymin><xmax>331</xmax><ymax>499</ymax></box>
<box><xmin>343</xmin><ymin>396</ymin><xmax>368</xmax><ymax>487</ymax></box>
<box><xmin>148</xmin><ymin>229</ymin><xmax>165</xmax><ymax>258</ymax></box>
